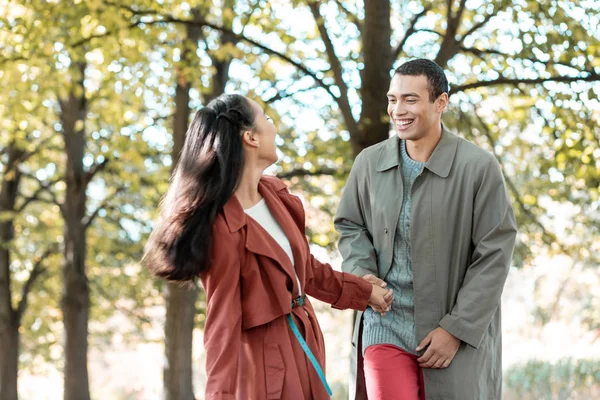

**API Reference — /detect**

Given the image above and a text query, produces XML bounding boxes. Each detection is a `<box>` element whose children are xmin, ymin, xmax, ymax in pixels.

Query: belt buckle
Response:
<box><xmin>292</xmin><ymin>295</ymin><xmax>306</xmax><ymax>308</ymax></box>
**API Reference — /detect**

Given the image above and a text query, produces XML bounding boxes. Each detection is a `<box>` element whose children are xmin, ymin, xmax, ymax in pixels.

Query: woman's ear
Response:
<box><xmin>241</xmin><ymin>129</ymin><xmax>260</xmax><ymax>149</ymax></box>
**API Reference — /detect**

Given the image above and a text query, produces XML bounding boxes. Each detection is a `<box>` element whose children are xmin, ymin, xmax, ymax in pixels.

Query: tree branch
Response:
<box><xmin>19</xmin><ymin>172</ymin><xmax>65</xmax><ymax>216</ymax></box>
<box><xmin>446</xmin><ymin>0</ymin><xmax>453</xmax><ymax>16</ymax></box>
<box><xmin>435</xmin><ymin>0</ymin><xmax>468</xmax><ymax>67</ymax></box>
<box><xmin>83</xmin><ymin>186</ymin><xmax>126</xmax><ymax>229</ymax></box>
<box><xmin>332</xmin><ymin>0</ymin><xmax>362</xmax><ymax>33</ymax></box>
<box><xmin>16</xmin><ymin>173</ymin><xmax>64</xmax><ymax>212</ymax></box>
<box><xmin>105</xmin><ymin>0</ymin><xmax>162</xmax><ymax>16</ymax></box>
<box><xmin>263</xmin><ymin>83</ymin><xmax>319</xmax><ymax>104</ymax></box>
<box><xmin>16</xmin><ymin>186</ymin><xmax>46</xmax><ymax>213</ymax></box>
<box><xmin>16</xmin><ymin>245</ymin><xmax>58</xmax><ymax>322</ymax></box>
<box><xmin>547</xmin><ymin>256</ymin><xmax>577</xmax><ymax>322</ymax></box>
<box><xmin>459</xmin><ymin>45</ymin><xmax>585</xmax><ymax>75</ymax></box>
<box><xmin>239</xmin><ymin>0</ymin><xmax>261</xmax><ymax>36</ymax></box>
<box><xmin>468</xmin><ymin>107</ymin><xmax>568</xmax><ymax>253</ymax></box>
<box><xmin>161</xmin><ymin>16</ymin><xmax>338</xmax><ymax>100</ymax></box>
<box><xmin>12</xmin><ymin>135</ymin><xmax>55</xmax><ymax>167</ymax></box>
<box><xmin>49</xmin><ymin>0</ymin><xmax>161</xmax><ymax>55</ymax></box>
<box><xmin>0</xmin><ymin>54</ymin><xmax>29</xmax><ymax>67</ymax></box>
<box><xmin>454</xmin><ymin>0</ymin><xmax>469</xmax><ymax>26</ymax></box>
<box><xmin>89</xmin><ymin>279</ymin><xmax>152</xmax><ymax>325</ymax></box>
<box><xmin>504</xmin><ymin>173</ymin><xmax>564</xmax><ymax>253</ymax></box>
<box><xmin>452</xmin><ymin>73</ymin><xmax>600</xmax><ymax>94</ymax></box>
<box><xmin>415</xmin><ymin>28</ymin><xmax>443</xmax><ymax>36</ymax></box>
<box><xmin>103</xmin><ymin>6</ymin><xmax>331</xmax><ymax>104</ymax></box>
<box><xmin>460</xmin><ymin>45</ymin><xmax>508</xmax><ymax>58</ymax></box>
<box><xmin>307</xmin><ymin>1</ymin><xmax>357</xmax><ymax>134</ymax></box>
<box><xmin>69</xmin><ymin>19</ymin><xmax>143</xmax><ymax>49</ymax></box>
<box><xmin>393</xmin><ymin>7</ymin><xmax>431</xmax><ymax>59</ymax></box>
<box><xmin>461</xmin><ymin>9</ymin><xmax>497</xmax><ymax>39</ymax></box>
<box><xmin>307</xmin><ymin>2</ymin><xmax>348</xmax><ymax>98</ymax></box>
<box><xmin>2</xmin><ymin>4</ymin><xmax>339</xmax><ymax>103</ymax></box>
<box><xmin>83</xmin><ymin>158</ymin><xmax>109</xmax><ymax>187</ymax></box>
<box><xmin>276</xmin><ymin>167</ymin><xmax>345</xmax><ymax>180</ymax></box>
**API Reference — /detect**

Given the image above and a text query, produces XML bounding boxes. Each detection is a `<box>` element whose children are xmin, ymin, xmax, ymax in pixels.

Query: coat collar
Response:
<box><xmin>425</xmin><ymin>125</ymin><xmax>459</xmax><ymax>178</ymax></box>
<box><xmin>375</xmin><ymin>124</ymin><xmax>459</xmax><ymax>178</ymax></box>
<box><xmin>375</xmin><ymin>134</ymin><xmax>401</xmax><ymax>172</ymax></box>
<box><xmin>221</xmin><ymin>176</ymin><xmax>288</xmax><ymax>233</ymax></box>
<box><xmin>220</xmin><ymin>176</ymin><xmax>306</xmax><ymax>296</ymax></box>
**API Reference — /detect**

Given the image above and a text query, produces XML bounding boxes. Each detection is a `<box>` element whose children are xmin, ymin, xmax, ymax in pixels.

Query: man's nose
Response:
<box><xmin>392</xmin><ymin>102</ymin><xmax>406</xmax><ymax>116</ymax></box>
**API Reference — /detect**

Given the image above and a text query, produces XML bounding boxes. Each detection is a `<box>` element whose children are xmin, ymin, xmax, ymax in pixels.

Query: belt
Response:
<box><xmin>291</xmin><ymin>294</ymin><xmax>306</xmax><ymax>308</ymax></box>
<box><xmin>287</xmin><ymin>295</ymin><xmax>332</xmax><ymax>396</ymax></box>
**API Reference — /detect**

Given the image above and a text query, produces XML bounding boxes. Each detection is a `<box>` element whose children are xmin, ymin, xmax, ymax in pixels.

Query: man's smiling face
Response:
<box><xmin>387</xmin><ymin>73</ymin><xmax>446</xmax><ymax>142</ymax></box>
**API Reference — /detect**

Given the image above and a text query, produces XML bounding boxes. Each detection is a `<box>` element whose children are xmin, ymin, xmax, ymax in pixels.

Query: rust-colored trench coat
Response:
<box><xmin>200</xmin><ymin>176</ymin><xmax>372</xmax><ymax>400</ymax></box>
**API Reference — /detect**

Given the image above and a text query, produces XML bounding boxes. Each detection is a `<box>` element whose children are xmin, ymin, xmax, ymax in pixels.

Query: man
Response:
<box><xmin>334</xmin><ymin>59</ymin><xmax>517</xmax><ymax>400</ymax></box>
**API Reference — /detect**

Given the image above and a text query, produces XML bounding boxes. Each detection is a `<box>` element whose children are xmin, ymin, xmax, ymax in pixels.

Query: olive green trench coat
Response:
<box><xmin>334</xmin><ymin>127</ymin><xmax>518</xmax><ymax>400</ymax></box>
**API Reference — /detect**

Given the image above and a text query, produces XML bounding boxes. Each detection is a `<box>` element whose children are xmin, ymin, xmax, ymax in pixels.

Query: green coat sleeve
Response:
<box><xmin>334</xmin><ymin>152</ymin><xmax>378</xmax><ymax>278</ymax></box>
<box><xmin>438</xmin><ymin>155</ymin><xmax>518</xmax><ymax>348</ymax></box>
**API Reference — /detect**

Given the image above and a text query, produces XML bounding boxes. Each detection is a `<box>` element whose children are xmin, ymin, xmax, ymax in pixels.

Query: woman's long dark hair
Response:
<box><xmin>142</xmin><ymin>94</ymin><xmax>256</xmax><ymax>281</ymax></box>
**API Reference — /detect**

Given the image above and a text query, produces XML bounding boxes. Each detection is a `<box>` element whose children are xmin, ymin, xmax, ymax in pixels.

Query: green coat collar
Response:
<box><xmin>376</xmin><ymin>125</ymin><xmax>459</xmax><ymax>178</ymax></box>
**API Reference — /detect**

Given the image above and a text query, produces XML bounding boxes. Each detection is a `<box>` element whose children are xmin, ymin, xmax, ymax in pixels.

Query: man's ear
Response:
<box><xmin>241</xmin><ymin>129</ymin><xmax>260</xmax><ymax>148</ymax></box>
<box><xmin>436</xmin><ymin>93</ymin><xmax>449</xmax><ymax>113</ymax></box>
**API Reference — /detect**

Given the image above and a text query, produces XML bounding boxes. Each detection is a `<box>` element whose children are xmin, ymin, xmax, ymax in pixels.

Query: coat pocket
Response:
<box><xmin>265</xmin><ymin>343</ymin><xmax>285</xmax><ymax>399</ymax></box>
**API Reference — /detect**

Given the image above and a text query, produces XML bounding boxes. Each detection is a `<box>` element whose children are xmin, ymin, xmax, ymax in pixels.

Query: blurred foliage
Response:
<box><xmin>0</xmin><ymin>0</ymin><xmax>599</xmax><ymax>397</ymax></box>
<box><xmin>504</xmin><ymin>358</ymin><xmax>600</xmax><ymax>400</ymax></box>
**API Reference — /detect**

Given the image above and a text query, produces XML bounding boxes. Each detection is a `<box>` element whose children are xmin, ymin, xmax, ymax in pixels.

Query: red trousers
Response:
<box><xmin>363</xmin><ymin>344</ymin><xmax>426</xmax><ymax>400</ymax></box>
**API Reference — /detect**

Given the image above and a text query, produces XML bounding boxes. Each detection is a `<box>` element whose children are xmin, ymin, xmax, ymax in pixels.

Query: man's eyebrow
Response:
<box><xmin>386</xmin><ymin>92</ymin><xmax>421</xmax><ymax>98</ymax></box>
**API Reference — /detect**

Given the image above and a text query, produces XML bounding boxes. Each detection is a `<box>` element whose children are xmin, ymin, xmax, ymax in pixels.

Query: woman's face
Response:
<box><xmin>247</xmin><ymin>98</ymin><xmax>278</xmax><ymax>165</ymax></box>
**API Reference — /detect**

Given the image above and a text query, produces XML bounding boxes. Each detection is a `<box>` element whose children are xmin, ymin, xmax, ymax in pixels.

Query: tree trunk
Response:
<box><xmin>163</xmin><ymin>78</ymin><xmax>197</xmax><ymax>400</ymax></box>
<box><xmin>60</xmin><ymin>62</ymin><xmax>91</xmax><ymax>400</ymax></box>
<box><xmin>162</xmin><ymin>7</ymin><xmax>235</xmax><ymax>398</ymax></box>
<box><xmin>356</xmin><ymin>0</ymin><xmax>393</xmax><ymax>154</ymax></box>
<box><xmin>0</xmin><ymin>144</ymin><xmax>24</xmax><ymax>400</ymax></box>
<box><xmin>164</xmin><ymin>282</ymin><xmax>197</xmax><ymax>400</ymax></box>
<box><xmin>434</xmin><ymin>2</ymin><xmax>466</xmax><ymax>69</ymax></box>
<box><xmin>308</xmin><ymin>1</ymin><xmax>360</xmax><ymax>150</ymax></box>
<box><xmin>0</xmin><ymin>246</ymin><xmax>19</xmax><ymax>400</ymax></box>
<box><xmin>62</xmin><ymin>223</ymin><xmax>90</xmax><ymax>400</ymax></box>
<box><xmin>0</xmin><ymin>317</ymin><xmax>19</xmax><ymax>400</ymax></box>
<box><xmin>163</xmin><ymin>14</ymin><xmax>201</xmax><ymax>400</ymax></box>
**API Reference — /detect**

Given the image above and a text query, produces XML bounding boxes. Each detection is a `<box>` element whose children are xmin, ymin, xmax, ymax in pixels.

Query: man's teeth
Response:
<box><xmin>397</xmin><ymin>120</ymin><xmax>413</xmax><ymax>126</ymax></box>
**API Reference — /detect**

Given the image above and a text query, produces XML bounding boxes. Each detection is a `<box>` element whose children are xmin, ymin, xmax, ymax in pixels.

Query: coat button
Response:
<box><xmin>384</xmin><ymin>228</ymin><xmax>388</xmax><ymax>234</ymax></box>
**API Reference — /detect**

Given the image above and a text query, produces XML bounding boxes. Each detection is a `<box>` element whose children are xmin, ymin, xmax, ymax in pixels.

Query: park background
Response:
<box><xmin>1</xmin><ymin>0</ymin><xmax>599</xmax><ymax>399</ymax></box>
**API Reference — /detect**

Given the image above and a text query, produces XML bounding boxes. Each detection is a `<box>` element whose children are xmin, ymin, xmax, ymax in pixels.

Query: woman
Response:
<box><xmin>143</xmin><ymin>94</ymin><xmax>393</xmax><ymax>399</ymax></box>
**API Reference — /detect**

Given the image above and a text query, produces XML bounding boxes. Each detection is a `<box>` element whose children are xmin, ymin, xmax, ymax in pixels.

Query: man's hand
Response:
<box><xmin>416</xmin><ymin>327</ymin><xmax>460</xmax><ymax>369</ymax></box>
<box><xmin>363</xmin><ymin>274</ymin><xmax>387</xmax><ymax>288</ymax></box>
<box><xmin>363</xmin><ymin>274</ymin><xmax>393</xmax><ymax>316</ymax></box>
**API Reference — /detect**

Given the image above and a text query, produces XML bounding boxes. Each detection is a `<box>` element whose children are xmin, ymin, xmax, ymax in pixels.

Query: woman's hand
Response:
<box><xmin>364</xmin><ymin>274</ymin><xmax>393</xmax><ymax>316</ymax></box>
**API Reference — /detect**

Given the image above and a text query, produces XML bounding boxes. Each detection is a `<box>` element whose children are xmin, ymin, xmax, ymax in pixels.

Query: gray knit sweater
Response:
<box><xmin>362</xmin><ymin>139</ymin><xmax>425</xmax><ymax>355</ymax></box>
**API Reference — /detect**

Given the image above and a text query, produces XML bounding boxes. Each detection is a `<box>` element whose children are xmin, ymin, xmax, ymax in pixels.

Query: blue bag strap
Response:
<box><xmin>287</xmin><ymin>314</ymin><xmax>333</xmax><ymax>396</ymax></box>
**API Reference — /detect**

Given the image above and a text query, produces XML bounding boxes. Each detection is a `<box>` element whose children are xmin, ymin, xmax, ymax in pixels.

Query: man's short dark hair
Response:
<box><xmin>394</xmin><ymin>59</ymin><xmax>449</xmax><ymax>102</ymax></box>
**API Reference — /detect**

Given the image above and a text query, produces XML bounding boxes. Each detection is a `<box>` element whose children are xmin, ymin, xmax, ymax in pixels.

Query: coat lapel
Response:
<box><xmin>424</xmin><ymin>125</ymin><xmax>459</xmax><ymax>178</ymax></box>
<box><xmin>375</xmin><ymin>135</ymin><xmax>404</xmax><ymax>279</ymax></box>
<box><xmin>220</xmin><ymin>178</ymin><xmax>307</xmax><ymax>297</ymax></box>
<box><xmin>259</xmin><ymin>179</ymin><xmax>308</xmax><ymax>295</ymax></box>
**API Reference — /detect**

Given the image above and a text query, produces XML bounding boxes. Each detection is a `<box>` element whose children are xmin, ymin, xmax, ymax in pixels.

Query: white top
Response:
<box><xmin>244</xmin><ymin>198</ymin><xmax>303</xmax><ymax>296</ymax></box>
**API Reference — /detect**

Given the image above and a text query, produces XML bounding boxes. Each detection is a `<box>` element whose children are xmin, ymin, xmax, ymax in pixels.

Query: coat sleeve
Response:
<box><xmin>334</xmin><ymin>152</ymin><xmax>378</xmax><ymax>277</ymax></box>
<box><xmin>200</xmin><ymin>231</ymin><xmax>242</xmax><ymax>400</ymax></box>
<box><xmin>438</xmin><ymin>155</ymin><xmax>517</xmax><ymax>349</ymax></box>
<box><xmin>305</xmin><ymin>254</ymin><xmax>372</xmax><ymax>311</ymax></box>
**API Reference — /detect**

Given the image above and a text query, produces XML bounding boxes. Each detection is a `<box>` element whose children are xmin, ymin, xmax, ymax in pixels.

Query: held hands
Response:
<box><xmin>416</xmin><ymin>327</ymin><xmax>461</xmax><ymax>369</ymax></box>
<box><xmin>363</xmin><ymin>274</ymin><xmax>393</xmax><ymax>316</ymax></box>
